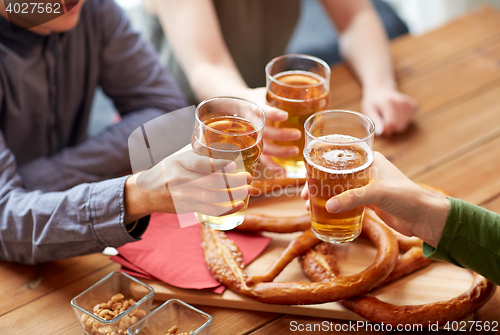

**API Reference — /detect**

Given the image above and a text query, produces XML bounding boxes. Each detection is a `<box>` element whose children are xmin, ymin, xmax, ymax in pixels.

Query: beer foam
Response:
<box><xmin>304</xmin><ymin>135</ymin><xmax>373</xmax><ymax>174</ymax></box>
<box><xmin>274</xmin><ymin>70</ymin><xmax>325</xmax><ymax>85</ymax></box>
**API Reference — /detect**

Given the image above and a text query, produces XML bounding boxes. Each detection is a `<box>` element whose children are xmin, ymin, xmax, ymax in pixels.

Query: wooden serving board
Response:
<box><xmin>145</xmin><ymin>191</ymin><xmax>475</xmax><ymax>321</ymax></box>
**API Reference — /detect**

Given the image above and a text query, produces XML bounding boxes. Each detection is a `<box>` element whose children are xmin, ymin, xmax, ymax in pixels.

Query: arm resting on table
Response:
<box><xmin>0</xmin><ymin>133</ymin><xmax>148</xmax><ymax>265</ymax></box>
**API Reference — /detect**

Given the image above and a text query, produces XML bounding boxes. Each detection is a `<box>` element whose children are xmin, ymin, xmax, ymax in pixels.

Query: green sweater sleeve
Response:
<box><xmin>423</xmin><ymin>197</ymin><xmax>500</xmax><ymax>285</ymax></box>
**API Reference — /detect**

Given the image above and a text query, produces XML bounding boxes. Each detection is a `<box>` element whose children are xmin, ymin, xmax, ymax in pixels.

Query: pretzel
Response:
<box><xmin>236</xmin><ymin>213</ymin><xmax>310</xmax><ymax>233</ymax></box>
<box><xmin>201</xmin><ymin>180</ymin><xmax>495</xmax><ymax>323</ymax></box>
<box><xmin>200</xmin><ymin>214</ymin><xmax>398</xmax><ymax>304</ymax></box>
<box><xmin>341</xmin><ymin>273</ymin><xmax>496</xmax><ymax>325</ymax></box>
<box><xmin>297</xmin><ymin>215</ymin><xmax>495</xmax><ymax>324</ymax></box>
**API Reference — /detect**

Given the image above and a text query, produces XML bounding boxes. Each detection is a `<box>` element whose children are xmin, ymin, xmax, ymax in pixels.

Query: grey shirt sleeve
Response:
<box><xmin>0</xmin><ymin>131</ymin><xmax>144</xmax><ymax>264</ymax></box>
<box><xmin>18</xmin><ymin>0</ymin><xmax>187</xmax><ymax>192</ymax></box>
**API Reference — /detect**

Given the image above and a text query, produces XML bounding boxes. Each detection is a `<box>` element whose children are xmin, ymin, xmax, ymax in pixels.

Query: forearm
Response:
<box><xmin>154</xmin><ymin>0</ymin><xmax>248</xmax><ymax>101</ymax></box>
<box><xmin>0</xmin><ymin>139</ymin><xmax>142</xmax><ymax>263</ymax></box>
<box><xmin>19</xmin><ymin>108</ymin><xmax>165</xmax><ymax>192</ymax></box>
<box><xmin>187</xmin><ymin>61</ymin><xmax>248</xmax><ymax>101</ymax></box>
<box><xmin>337</xmin><ymin>7</ymin><xmax>396</xmax><ymax>90</ymax></box>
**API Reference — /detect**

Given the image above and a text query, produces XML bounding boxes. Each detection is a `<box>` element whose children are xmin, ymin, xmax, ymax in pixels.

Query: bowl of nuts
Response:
<box><xmin>127</xmin><ymin>299</ymin><xmax>212</xmax><ymax>335</ymax></box>
<box><xmin>71</xmin><ymin>271</ymin><xmax>154</xmax><ymax>335</ymax></box>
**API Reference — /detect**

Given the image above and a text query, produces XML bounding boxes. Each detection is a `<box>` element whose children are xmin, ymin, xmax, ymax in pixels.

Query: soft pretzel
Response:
<box><xmin>201</xmin><ymin>180</ymin><xmax>495</xmax><ymax>323</ymax></box>
<box><xmin>236</xmin><ymin>213</ymin><xmax>310</xmax><ymax>233</ymax></box>
<box><xmin>341</xmin><ymin>273</ymin><xmax>496</xmax><ymax>325</ymax></box>
<box><xmin>200</xmin><ymin>214</ymin><xmax>398</xmax><ymax>305</ymax></box>
<box><xmin>297</xmin><ymin>225</ymin><xmax>495</xmax><ymax>324</ymax></box>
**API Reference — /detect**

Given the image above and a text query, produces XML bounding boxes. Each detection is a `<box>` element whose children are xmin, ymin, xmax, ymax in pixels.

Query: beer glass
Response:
<box><xmin>266</xmin><ymin>54</ymin><xmax>330</xmax><ymax>178</ymax></box>
<box><xmin>304</xmin><ymin>110</ymin><xmax>375</xmax><ymax>243</ymax></box>
<box><xmin>192</xmin><ymin>97</ymin><xmax>265</xmax><ymax>230</ymax></box>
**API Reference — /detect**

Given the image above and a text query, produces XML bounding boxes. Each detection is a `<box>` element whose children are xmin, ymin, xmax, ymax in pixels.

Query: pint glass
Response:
<box><xmin>304</xmin><ymin>110</ymin><xmax>375</xmax><ymax>243</ymax></box>
<box><xmin>192</xmin><ymin>97</ymin><xmax>265</xmax><ymax>230</ymax></box>
<box><xmin>266</xmin><ymin>54</ymin><xmax>330</xmax><ymax>178</ymax></box>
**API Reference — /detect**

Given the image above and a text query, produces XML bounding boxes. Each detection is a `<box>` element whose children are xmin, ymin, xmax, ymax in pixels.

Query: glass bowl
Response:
<box><xmin>71</xmin><ymin>271</ymin><xmax>154</xmax><ymax>335</ymax></box>
<box><xmin>127</xmin><ymin>299</ymin><xmax>212</xmax><ymax>335</ymax></box>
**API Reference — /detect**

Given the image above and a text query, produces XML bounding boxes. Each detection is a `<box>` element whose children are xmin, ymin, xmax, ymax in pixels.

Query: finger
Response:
<box><xmin>194</xmin><ymin>200</ymin><xmax>247</xmax><ymax>217</ymax></box>
<box><xmin>379</xmin><ymin>106</ymin><xmax>399</xmax><ymax>136</ymax></box>
<box><xmin>172</xmin><ymin>184</ymin><xmax>252</xmax><ymax>205</ymax></box>
<box><xmin>325</xmin><ymin>185</ymin><xmax>377</xmax><ymax>214</ymax></box>
<box><xmin>263</xmin><ymin>126</ymin><xmax>301</xmax><ymax>142</ymax></box>
<box><xmin>301</xmin><ymin>182</ymin><xmax>309</xmax><ymax>200</ymax></box>
<box><xmin>262</xmin><ymin>105</ymin><xmax>289</xmax><ymax>122</ymax></box>
<box><xmin>363</xmin><ymin>105</ymin><xmax>385</xmax><ymax>136</ymax></box>
<box><xmin>380</xmin><ymin>100</ymin><xmax>408</xmax><ymax>135</ymax></box>
<box><xmin>185</xmin><ymin>155</ymin><xmax>237</xmax><ymax>173</ymax></box>
<box><xmin>262</xmin><ymin>141</ymin><xmax>299</xmax><ymax>157</ymax></box>
<box><xmin>188</xmin><ymin>171</ymin><xmax>252</xmax><ymax>189</ymax></box>
<box><xmin>259</xmin><ymin>154</ymin><xmax>286</xmax><ymax>173</ymax></box>
<box><xmin>305</xmin><ymin>199</ymin><xmax>310</xmax><ymax>211</ymax></box>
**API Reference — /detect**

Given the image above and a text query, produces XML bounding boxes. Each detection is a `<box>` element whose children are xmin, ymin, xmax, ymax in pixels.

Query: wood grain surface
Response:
<box><xmin>1</xmin><ymin>6</ymin><xmax>500</xmax><ymax>335</ymax></box>
<box><xmin>146</xmin><ymin>196</ymin><xmax>475</xmax><ymax>321</ymax></box>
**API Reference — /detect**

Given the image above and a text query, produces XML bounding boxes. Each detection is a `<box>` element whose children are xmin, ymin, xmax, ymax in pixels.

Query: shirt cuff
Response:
<box><xmin>89</xmin><ymin>176</ymin><xmax>144</xmax><ymax>247</ymax></box>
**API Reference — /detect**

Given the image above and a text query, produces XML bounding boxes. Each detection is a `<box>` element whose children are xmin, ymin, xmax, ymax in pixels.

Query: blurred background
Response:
<box><xmin>116</xmin><ymin>0</ymin><xmax>500</xmax><ymax>35</ymax></box>
<box><xmin>384</xmin><ymin>0</ymin><xmax>500</xmax><ymax>34</ymax></box>
<box><xmin>89</xmin><ymin>0</ymin><xmax>500</xmax><ymax>136</ymax></box>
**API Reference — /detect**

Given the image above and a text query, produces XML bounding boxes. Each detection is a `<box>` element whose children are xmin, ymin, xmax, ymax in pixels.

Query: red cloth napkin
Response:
<box><xmin>111</xmin><ymin>213</ymin><xmax>271</xmax><ymax>294</ymax></box>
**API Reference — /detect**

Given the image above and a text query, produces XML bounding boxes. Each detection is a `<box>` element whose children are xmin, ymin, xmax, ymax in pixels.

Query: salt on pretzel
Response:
<box><xmin>200</xmin><ymin>214</ymin><xmax>399</xmax><ymax>305</ymax></box>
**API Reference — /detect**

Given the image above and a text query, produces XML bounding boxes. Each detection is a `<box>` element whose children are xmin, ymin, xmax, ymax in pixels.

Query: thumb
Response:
<box><xmin>325</xmin><ymin>184</ymin><xmax>377</xmax><ymax>214</ymax></box>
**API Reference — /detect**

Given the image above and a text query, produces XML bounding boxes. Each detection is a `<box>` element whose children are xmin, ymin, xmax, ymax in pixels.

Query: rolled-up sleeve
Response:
<box><xmin>0</xmin><ymin>132</ymin><xmax>144</xmax><ymax>264</ymax></box>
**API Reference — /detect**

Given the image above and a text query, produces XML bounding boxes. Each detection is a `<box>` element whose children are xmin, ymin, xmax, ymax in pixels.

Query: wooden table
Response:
<box><xmin>1</xmin><ymin>6</ymin><xmax>500</xmax><ymax>335</ymax></box>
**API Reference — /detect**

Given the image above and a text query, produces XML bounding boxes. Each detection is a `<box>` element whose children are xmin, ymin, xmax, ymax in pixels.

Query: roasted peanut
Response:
<box><xmin>122</xmin><ymin>300</ymin><xmax>130</xmax><ymax>310</ymax></box>
<box><xmin>165</xmin><ymin>325</ymin><xmax>194</xmax><ymax>335</ymax></box>
<box><xmin>82</xmin><ymin>293</ymin><xmax>144</xmax><ymax>335</ymax></box>
<box><xmin>111</xmin><ymin>293</ymin><xmax>124</xmax><ymax>302</ymax></box>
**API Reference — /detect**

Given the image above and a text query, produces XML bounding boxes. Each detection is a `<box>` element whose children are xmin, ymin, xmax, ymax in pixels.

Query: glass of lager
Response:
<box><xmin>265</xmin><ymin>54</ymin><xmax>330</xmax><ymax>178</ymax></box>
<box><xmin>192</xmin><ymin>97</ymin><xmax>265</xmax><ymax>230</ymax></box>
<box><xmin>304</xmin><ymin>110</ymin><xmax>375</xmax><ymax>243</ymax></box>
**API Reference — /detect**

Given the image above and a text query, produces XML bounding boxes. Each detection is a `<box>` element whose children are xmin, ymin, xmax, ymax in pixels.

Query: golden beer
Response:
<box><xmin>192</xmin><ymin>116</ymin><xmax>263</xmax><ymax>175</ymax></box>
<box><xmin>192</xmin><ymin>97</ymin><xmax>265</xmax><ymax>230</ymax></box>
<box><xmin>303</xmin><ymin>110</ymin><xmax>375</xmax><ymax>243</ymax></box>
<box><xmin>266</xmin><ymin>55</ymin><xmax>330</xmax><ymax>178</ymax></box>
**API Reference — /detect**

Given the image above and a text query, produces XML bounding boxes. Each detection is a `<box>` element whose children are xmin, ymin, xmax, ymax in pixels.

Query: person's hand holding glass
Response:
<box><xmin>265</xmin><ymin>54</ymin><xmax>331</xmax><ymax>178</ymax></box>
<box><xmin>192</xmin><ymin>97</ymin><xmax>265</xmax><ymax>230</ymax></box>
<box><xmin>302</xmin><ymin>110</ymin><xmax>375</xmax><ymax>243</ymax></box>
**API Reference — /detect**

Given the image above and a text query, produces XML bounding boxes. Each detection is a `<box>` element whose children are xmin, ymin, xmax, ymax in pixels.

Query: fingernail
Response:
<box><xmin>288</xmin><ymin>147</ymin><xmax>299</xmax><ymax>155</ymax></box>
<box><xmin>375</xmin><ymin>126</ymin><xmax>383</xmax><ymax>136</ymax></box>
<box><xmin>293</xmin><ymin>130</ymin><xmax>302</xmax><ymax>139</ymax></box>
<box><xmin>326</xmin><ymin>199</ymin><xmax>340</xmax><ymax>213</ymax></box>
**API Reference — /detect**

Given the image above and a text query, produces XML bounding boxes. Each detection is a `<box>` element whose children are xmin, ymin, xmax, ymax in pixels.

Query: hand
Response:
<box><xmin>234</xmin><ymin>87</ymin><xmax>301</xmax><ymax>171</ymax></box>
<box><xmin>124</xmin><ymin>150</ymin><xmax>253</xmax><ymax>223</ymax></box>
<box><xmin>362</xmin><ymin>87</ymin><xmax>418</xmax><ymax>136</ymax></box>
<box><xmin>301</xmin><ymin>152</ymin><xmax>450</xmax><ymax>247</ymax></box>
